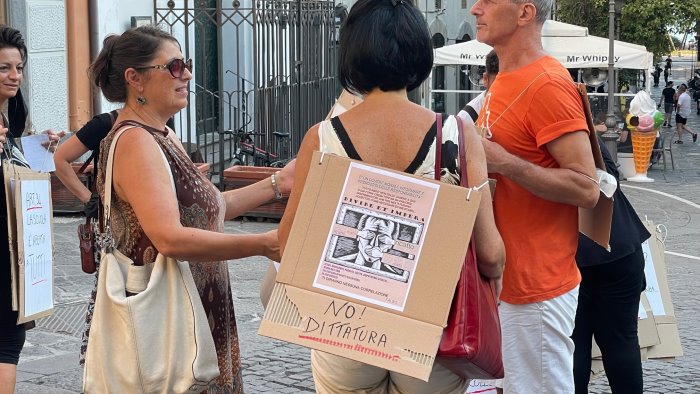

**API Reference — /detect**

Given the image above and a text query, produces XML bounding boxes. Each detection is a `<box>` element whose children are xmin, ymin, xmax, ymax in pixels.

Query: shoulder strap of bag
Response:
<box><xmin>102</xmin><ymin>126</ymin><xmax>136</xmax><ymax>227</ymax></box>
<box><xmin>456</xmin><ymin>116</ymin><xmax>468</xmax><ymax>187</ymax></box>
<box><xmin>102</xmin><ymin>126</ymin><xmax>176</xmax><ymax>236</ymax></box>
<box><xmin>78</xmin><ymin>153</ymin><xmax>95</xmax><ymax>174</ymax></box>
<box><xmin>434</xmin><ymin>113</ymin><xmax>442</xmax><ymax>181</ymax></box>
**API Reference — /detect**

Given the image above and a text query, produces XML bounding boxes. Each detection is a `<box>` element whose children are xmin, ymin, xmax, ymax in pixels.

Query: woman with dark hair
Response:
<box><xmin>277</xmin><ymin>0</ymin><xmax>504</xmax><ymax>392</ymax></box>
<box><xmin>82</xmin><ymin>25</ymin><xmax>294</xmax><ymax>392</ymax></box>
<box><xmin>0</xmin><ymin>25</ymin><xmax>63</xmax><ymax>393</ymax></box>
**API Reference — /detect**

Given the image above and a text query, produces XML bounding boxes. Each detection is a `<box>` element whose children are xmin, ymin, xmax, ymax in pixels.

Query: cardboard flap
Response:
<box><xmin>259</xmin><ymin>283</ymin><xmax>442</xmax><ymax>382</ymax></box>
<box><xmin>326</xmin><ymin>90</ymin><xmax>362</xmax><ymax>120</ymax></box>
<box><xmin>576</xmin><ymin>83</ymin><xmax>612</xmax><ymax>249</ymax></box>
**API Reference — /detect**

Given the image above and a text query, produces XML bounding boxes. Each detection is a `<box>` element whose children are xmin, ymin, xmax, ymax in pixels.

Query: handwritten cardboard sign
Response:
<box><xmin>260</xmin><ymin>152</ymin><xmax>482</xmax><ymax>381</ymax></box>
<box><xmin>14</xmin><ymin>171</ymin><xmax>54</xmax><ymax>323</ymax></box>
<box><xmin>3</xmin><ymin>162</ymin><xmax>35</xmax><ymax>310</ymax></box>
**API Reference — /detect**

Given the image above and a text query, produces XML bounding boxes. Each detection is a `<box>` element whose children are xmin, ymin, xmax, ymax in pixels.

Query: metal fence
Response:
<box><xmin>155</xmin><ymin>0</ymin><xmax>340</xmax><ymax>184</ymax></box>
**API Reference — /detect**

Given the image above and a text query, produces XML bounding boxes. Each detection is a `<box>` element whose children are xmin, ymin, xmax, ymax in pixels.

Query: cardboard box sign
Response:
<box><xmin>640</xmin><ymin>220</ymin><xmax>683</xmax><ymax>359</ymax></box>
<box><xmin>259</xmin><ymin>151</ymin><xmax>483</xmax><ymax>381</ymax></box>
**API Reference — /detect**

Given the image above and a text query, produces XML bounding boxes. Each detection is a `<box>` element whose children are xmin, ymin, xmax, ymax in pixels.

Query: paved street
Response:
<box><xmin>14</xmin><ymin>56</ymin><xmax>700</xmax><ymax>393</ymax></box>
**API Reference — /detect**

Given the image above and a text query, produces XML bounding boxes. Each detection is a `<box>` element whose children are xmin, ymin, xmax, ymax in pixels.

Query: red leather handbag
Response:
<box><xmin>434</xmin><ymin>113</ymin><xmax>504</xmax><ymax>379</ymax></box>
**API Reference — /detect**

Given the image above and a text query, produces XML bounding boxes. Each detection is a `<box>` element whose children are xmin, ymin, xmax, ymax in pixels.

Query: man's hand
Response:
<box><xmin>40</xmin><ymin>129</ymin><xmax>66</xmax><ymax>153</ymax></box>
<box><xmin>481</xmin><ymin>137</ymin><xmax>513</xmax><ymax>174</ymax></box>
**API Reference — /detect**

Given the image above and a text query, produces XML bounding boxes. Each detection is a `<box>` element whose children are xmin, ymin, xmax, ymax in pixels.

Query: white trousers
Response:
<box><xmin>499</xmin><ymin>286</ymin><xmax>579</xmax><ymax>394</ymax></box>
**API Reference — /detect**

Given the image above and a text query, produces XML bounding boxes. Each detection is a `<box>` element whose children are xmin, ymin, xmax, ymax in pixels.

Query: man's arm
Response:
<box><xmin>482</xmin><ymin>130</ymin><xmax>599</xmax><ymax>209</ymax></box>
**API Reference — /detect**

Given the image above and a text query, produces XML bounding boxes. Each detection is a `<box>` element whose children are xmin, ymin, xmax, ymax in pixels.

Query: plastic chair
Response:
<box><xmin>651</xmin><ymin>131</ymin><xmax>675</xmax><ymax>171</ymax></box>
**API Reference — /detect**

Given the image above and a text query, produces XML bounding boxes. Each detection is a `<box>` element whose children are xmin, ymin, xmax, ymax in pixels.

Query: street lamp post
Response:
<box><xmin>602</xmin><ymin>0</ymin><xmax>620</xmax><ymax>161</ymax></box>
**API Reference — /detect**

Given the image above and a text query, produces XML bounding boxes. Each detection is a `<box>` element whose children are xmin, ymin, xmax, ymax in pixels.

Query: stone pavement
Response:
<box><xmin>14</xmin><ymin>58</ymin><xmax>700</xmax><ymax>393</ymax></box>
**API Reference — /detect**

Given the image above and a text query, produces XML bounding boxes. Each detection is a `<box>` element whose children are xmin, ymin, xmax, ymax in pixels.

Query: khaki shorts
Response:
<box><xmin>310</xmin><ymin>350</ymin><xmax>469</xmax><ymax>394</ymax></box>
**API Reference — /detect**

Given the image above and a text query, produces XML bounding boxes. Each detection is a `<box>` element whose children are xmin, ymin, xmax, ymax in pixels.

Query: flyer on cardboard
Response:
<box><xmin>313</xmin><ymin>162</ymin><xmax>439</xmax><ymax>311</ymax></box>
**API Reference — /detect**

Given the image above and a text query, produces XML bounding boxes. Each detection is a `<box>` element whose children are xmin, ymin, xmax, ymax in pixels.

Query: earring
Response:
<box><xmin>137</xmin><ymin>96</ymin><xmax>147</xmax><ymax>105</ymax></box>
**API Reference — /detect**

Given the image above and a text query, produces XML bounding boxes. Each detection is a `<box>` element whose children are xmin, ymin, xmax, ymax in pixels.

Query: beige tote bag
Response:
<box><xmin>83</xmin><ymin>126</ymin><xmax>220</xmax><ymax>393</ymax></box>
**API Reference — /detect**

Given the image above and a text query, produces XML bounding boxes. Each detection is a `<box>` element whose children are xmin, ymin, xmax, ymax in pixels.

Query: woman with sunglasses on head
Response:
<box><xmin>82</xmin><ymin>25</ymin><xmax>294</xmax><ymax>392</ymax></box>
<box><xmin>277</xmin><ymin>1</ymin><xmax>504</xmax><ymax>392</ymax></box>
<box><xmin>0</xmin><ymin>25</ymin><xmax>64</xmax><ymax>394</ymax></box>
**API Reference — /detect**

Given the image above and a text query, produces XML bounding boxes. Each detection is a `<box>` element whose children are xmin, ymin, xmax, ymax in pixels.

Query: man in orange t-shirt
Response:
<box><xmin>471</xmin><ymin>0</ymin><xmax>600</xmax><ymax>393</ymax></box>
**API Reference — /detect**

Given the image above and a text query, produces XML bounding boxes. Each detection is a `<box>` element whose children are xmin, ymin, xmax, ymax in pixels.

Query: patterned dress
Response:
<box><xmin>81</xmin><ymin>121</ymin><xmax>243</xmax><ymax>393</ymax></box>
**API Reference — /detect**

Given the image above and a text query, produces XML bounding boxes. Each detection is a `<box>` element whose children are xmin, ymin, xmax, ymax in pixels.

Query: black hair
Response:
<box><xmin>485</xmin><ymin>50</ymin><xmax>499</xmax><ymax>77</ymax></box>
<box><xmin>89</xmin><ymin>25</ymin><xmax>179</xmax><ymax>103</ymax></box>
<box><xmin>0</xmin><ymin>26</ymin><xmax>28</xmax><ymax>137</ymax></box>
<box><xmin>339</xmin><ymin>0</ymin><xmax>433</xmax><ymax>95</ymax></box>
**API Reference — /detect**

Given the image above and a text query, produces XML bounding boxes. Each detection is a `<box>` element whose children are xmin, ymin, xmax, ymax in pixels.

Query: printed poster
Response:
<box><xmin>313</xmin><ymin>162</ymin><xmax>439</xmax><ymax>311</ymax></box>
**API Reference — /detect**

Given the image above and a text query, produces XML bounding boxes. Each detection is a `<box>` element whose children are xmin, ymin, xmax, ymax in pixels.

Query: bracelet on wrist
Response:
<box><xmin>270</xmin><ymin>171</ymin><xmax>283</xmax><ymax>200</ymax></box>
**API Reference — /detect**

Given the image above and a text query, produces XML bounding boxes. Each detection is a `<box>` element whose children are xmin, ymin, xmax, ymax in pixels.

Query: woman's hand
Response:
<box><xmin>0</xmin><ymin>126</ymin><xmax>7</xmax><ymax>154</ymax></box>
<box><xmin>493</xmin><ymin>277</ymin><xmax>503</xmax><ymax>302</ymax></box>
<box><xmin>276</xmin><ymin>159</ymin><xmax>296</xmax><ymax>194</ymax></box>
<box><xmin>261</xmin><ymin>229</ymin><xmax>281</xmax><ymax>262</ymax></box>
<box><xmin>40</xmin><ymin>129</ymin><xmax>66</xmax><ymax>152</ymax></box>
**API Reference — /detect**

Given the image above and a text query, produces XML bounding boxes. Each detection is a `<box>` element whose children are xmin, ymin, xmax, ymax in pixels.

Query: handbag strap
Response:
<box><xmin>434</xmin><ymin>114</ymin><xmax>469</xmax><ymax>187</ymax></box>
<box><xmin>101</xmin><ymin>126</ymin><xmax>175</xmax><ymax>249</ymax></box>
<box><xmin>434</xmin><ymin>113</ymin><xmax>442</xmax><ymax>181</ymax></box>
<box><xmin>456</xmin><ymin>116</ymin><xmax>468</xmax><ymax>188</ymax></box>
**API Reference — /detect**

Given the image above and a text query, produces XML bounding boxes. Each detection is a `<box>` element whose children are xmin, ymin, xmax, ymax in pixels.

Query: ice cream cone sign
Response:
<box><xmin>626</xmin><ymin>91</ymin><xmax>658</xmax><ymax>182</ymax></box>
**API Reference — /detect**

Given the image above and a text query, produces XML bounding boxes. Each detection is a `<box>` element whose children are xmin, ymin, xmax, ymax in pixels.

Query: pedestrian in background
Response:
<box><xmin>54</xmin><ymin>110</ymin><xmax>118</xmax><ymax>216</ymax></box>
<box><xmin>471</xmin><ymin>0</ymin><xmax>600</xmax><ymax>391</ymax></box>
<box><xmin>659</xmin><ymin>81</ymin><xmax>675</xmax><ymax>128</ymax></box>
<box><xmin>82</xmin><ymin>25</ymin><xmax>294</xmax><ymax>392</ymax></box>
<box><xmin>652</xmin><ymin>64</ymin><xmax>662</xmax><ymax>87</ymax></box>
<box><xmin>278</xmin><ymin>0</ymin><xmax>505</xmax><ymax>392</ymax></box>
<box><xmin>674</xmin><ymin>84</ymin><xmax>697</xmax><ymax>144</ymax></box>
<box><xmin>457</xmin><ymin>50</ymin><xmax>499</xmax><ymax>125</ymax></box>
<box><xmin>572</xmin><ymin>138</ymin><xmax>649</xmax><ymax>394</ymax></box>
<box><xmin>0</xmin><ymin>25</ymin><xmax>64</xmax><ymax>394</ymax></box>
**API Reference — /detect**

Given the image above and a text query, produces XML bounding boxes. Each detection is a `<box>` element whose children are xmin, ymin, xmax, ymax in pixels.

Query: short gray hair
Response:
<box><xmin>513</xmin><ymin>0</ymin><xmax>553</xmax><ymax>24</ymax></box>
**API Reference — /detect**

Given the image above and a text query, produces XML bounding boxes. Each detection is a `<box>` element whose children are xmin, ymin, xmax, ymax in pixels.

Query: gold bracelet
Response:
<box><xmin>270</xmin><ymin>171</ymin><xmax>283</xmax><ymax>200</ymax></box>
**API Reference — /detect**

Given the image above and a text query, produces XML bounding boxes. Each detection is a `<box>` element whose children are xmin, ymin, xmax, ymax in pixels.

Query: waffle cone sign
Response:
<box><xmin>631</xmin><ymin>131</ymin><xmax>656</xmax><ymax>179</ymax></box>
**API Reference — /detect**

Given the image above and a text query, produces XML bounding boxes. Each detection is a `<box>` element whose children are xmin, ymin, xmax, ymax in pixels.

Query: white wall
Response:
<box><xmin>90</xmin><ymin>0</ymin><xmax>155</xmax><ymax>114</ymax></box>
<box><xmin>10</xmin><ymin>0</ymin><xmax>68</xmax><ymax>133</ymax></box>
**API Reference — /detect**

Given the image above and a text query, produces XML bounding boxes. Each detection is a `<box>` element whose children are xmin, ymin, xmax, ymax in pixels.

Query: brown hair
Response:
<box><xmin>89</xmin><ymin>25</ymin><xmax>178</xmax><ymax>102</ymax></box>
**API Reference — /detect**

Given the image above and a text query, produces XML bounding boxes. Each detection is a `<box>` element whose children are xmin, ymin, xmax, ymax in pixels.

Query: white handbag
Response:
<box><xmin>83</xmin><ymin>126</ymin><xmax>220</xmax><ymax>393</ymax></box>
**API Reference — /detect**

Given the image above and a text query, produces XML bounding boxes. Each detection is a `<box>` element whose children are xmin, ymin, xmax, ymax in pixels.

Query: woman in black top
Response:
<box><xmin>572</xmin><ymin>138</ymin><xmax>650</xmax><ymax>394</ymax></box>
<box><xmin>0</xmin><ymin>26</ymin><xmax>63</xmax><ymax>393</ymax></box>
<box><xmin>54</xmin><ymin>111</ymin><xmax>175</xmax><ymax>217</ymax></box>
<box><xmin>54</xmin><ymin>110</ymin><xmax>118</xmax><ymax>215</ymax></box>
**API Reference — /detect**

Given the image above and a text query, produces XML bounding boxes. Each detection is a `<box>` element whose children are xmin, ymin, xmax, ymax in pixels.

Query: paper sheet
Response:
<box><xmin>20</xmin><ymin>135</ymin><xmax>55</xmax><ymax>172</ymax></box>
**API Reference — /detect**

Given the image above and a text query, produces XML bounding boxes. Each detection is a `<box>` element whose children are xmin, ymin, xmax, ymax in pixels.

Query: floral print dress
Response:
<box><xmin>81</xmin><ymin>121</ymin><xmax>244</xmax><ymax>393</ymax></box>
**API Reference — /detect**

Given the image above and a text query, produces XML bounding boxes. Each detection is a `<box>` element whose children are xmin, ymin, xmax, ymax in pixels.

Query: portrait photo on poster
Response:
<box><xmin>325</xmin><ymin>204</ymin><xmax>423</xmax><ymax>283</ymax></box>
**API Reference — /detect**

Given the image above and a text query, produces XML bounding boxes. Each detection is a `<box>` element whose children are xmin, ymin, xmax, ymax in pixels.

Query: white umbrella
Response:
<box><xmin>434</xmin><ymin>21</ymin><xmax>652</xmax><ymax>71</ymax></box>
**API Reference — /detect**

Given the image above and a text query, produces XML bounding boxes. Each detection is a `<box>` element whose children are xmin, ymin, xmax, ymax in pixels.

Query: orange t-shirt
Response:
<box><xmin>477</xmin><ymin>56</ymin><xmax>588</xmax><ymax>304</ymax></box>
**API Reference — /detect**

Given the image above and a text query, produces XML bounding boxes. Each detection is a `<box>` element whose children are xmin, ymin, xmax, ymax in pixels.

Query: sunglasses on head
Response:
<box><xmin>136</xmin><ymin>58</ymin><xmax>192</xmax><ymax>78</ymax></box>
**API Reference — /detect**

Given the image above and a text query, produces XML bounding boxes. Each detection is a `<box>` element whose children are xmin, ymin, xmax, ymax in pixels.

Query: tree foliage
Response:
<box><xmin>556</xmin><ymin>0</ymin><xmax>678</xmax><ymax>59</ymax></box>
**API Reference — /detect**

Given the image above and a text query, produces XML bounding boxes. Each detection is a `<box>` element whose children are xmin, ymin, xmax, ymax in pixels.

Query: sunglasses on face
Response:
<box><xmin>136</xmin><ymin>58</ymin><xmax>192</xmax><ymax>78</ymax></box>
